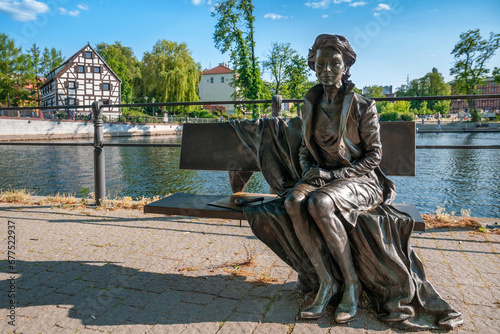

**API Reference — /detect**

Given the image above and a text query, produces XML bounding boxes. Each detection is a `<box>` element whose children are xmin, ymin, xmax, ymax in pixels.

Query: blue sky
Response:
<box><xmin>1</xmin><ymin>0</ymin><xmax>499</xmax><ymax>90</ymax></box>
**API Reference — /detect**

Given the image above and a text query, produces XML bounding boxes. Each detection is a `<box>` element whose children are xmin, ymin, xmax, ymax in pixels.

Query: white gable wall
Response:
<box><xmin>199</xmin><ymin>72</ymin><xmax>235</xmax><ymax>112</ymax></box>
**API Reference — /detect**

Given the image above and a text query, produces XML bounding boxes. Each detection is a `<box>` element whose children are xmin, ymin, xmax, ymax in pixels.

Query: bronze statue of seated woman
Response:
<box><xmin>230</xmin><ymin>34</ymin><xmax>463</xmax><ymax>331</ymax></box>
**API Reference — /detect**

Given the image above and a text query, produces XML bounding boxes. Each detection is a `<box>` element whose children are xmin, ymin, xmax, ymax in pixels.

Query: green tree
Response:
<box><xmin>212</xmin><ymin>0</ymin><xmax>263</xmax><ymax>118</ymax></box>
<box><xmin>95</xmin><ymin>42</ymin><xmax>141</xmax><ymax>104</ymax></box>
<box><xmin>40</xmin><ymin>47</ymin><xmax>64</xmax><ymax>76</ymax></box>
<box><xmin>363</xmin><ymin>85</ymin><xmax>384</xmax><ymax>98</ymax></box>
<box><xmin>363</xmin><ymin>85</ymin><xmax>387</xmax><ymax>113</ymax></box>
<box><xmin>262</xmin><ymin>42</ymin><xmax>309</xmax><ymax>99</ymax></box>
<box><xmin>493</xmin><ymin>67</ymin><xmax>500</xmax><ymax>83</ymax></box>
<box><xmin>450</xmin><ymin>29</ymin><xmax>500</xmax><ymax>121</ymax></box>
<box><xmin>141</xmin><ymin>40</ymin><xmax>200</xmax><ymax>111</ymax></box>
<box><xmin>397</xmin><ymin>68</ymin><xmax>451</xmax><ymax>114</ymax></box>
<box><xmin>0</xmin><ymin>33</ymin><xmax>27</xmax><ymax>107</ymax></box>
<box><xmin>24</xmin><ymin>43</ymin><xmax>43</xmax><ymax>105</ymax></box>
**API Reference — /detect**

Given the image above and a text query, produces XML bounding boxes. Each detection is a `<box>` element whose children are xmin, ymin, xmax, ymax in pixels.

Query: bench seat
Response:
<box><xmin>144</xmin><ymin>192</ymin><xmax>425</xmax><ymax>231</ymax></box>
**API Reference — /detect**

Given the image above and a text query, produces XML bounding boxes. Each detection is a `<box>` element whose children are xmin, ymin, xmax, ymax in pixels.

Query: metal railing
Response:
<box><xmin>1</xmin><ymin>94</ymin><xmax>499</xmax><ymax>205</ymax></box>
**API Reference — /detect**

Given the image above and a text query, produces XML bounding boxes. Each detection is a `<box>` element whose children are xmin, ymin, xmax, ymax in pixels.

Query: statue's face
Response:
<box><xmin>315</xmin><ymin>48</ymin><xmax>345</xmax><ymax>87</ymax></box>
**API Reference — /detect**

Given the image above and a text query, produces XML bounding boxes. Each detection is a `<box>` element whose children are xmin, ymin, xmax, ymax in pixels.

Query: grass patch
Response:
<box><xmin>0</xmin><ymin>187</ymin><xmax>161</xmax><ymax>211</ymax></box>
<box><xmin>422</xmin><ymin>206</ymin><xmax>492</xmax><ymax>232</ymax></box>
<box><xmin>0</xmin><ymin>188</ymin><xmax>33</xmax><ymax>203</ymax></box>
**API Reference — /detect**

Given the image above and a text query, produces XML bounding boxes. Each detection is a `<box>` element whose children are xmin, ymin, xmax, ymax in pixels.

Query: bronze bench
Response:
<box><xmin>144</xmin><ymin>120</ymin><xmax>424</xmax><ymax>231</ymax></box>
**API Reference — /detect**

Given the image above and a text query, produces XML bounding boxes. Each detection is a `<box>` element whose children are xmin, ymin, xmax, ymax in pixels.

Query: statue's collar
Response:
<box><xmin>304</xmin><ymin>82</ymin><xmax>355</xmax><ymax>103</ymax></box>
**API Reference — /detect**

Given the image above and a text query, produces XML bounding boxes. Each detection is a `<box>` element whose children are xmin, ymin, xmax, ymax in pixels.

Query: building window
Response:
<box><xmin>221</xmin><ymin>77</ymin><xmax>225</xmax><ymax>83</ymax></box>
<box><xmin>102</xmin><ymin>100</ymin><xmax>109</xmax><ymax>105</ymax></box>
<box><xmin>68</xmin><ymin>81</ymin><xmax>76</xmax><ymax>89</ymax></box>
<box><xmin>103</xmin><ymin>83</ymin><xmax>110</xmax><ymax>90</ymax></box>
<box><xmin>78</xmin><ymin>65</ymin><xmax>85</xmax><ymax>73</ymax></box>
<box><xmin>86</xmin><ymin>51</ymin><xmax>92</xmax><ymax>58</ymax></box>
<box><xmin>94</xmin><ymin>66</ymin><xmax>101</xmax><ymax>73</ymax></box>
<box><xmin>210</xmin><ymin>77</ymin><xmax>214</xmax><ymax>83</ymax></box>
<box><xmin>67</xmin><ymin>98</ymin><xmax>76</xmax><ymax>105</ymax></box>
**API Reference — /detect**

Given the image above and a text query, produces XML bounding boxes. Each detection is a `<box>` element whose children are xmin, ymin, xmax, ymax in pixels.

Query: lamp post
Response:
<box><xmin>151</xmin><ymin>97</ymin><xmax>155</xmax><ymax>118</ymax></box>
<box><xmin>144</xmin><ymin>96</ymin><xmax>148</xmax><ymax>116</ymax></box>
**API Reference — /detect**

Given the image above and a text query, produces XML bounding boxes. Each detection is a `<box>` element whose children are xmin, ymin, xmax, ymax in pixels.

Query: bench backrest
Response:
<box><xmin>180</xmin><ymin>120</ymin><xmax>415</xmax><ymax>176</ymax></box>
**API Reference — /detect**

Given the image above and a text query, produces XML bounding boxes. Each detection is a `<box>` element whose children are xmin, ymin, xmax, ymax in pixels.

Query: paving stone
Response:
<box><xmin>144</xmin><ymin>290</ymin><xmax>185</xmax><ymax>313</ymax></box>
<box><xmin>55</xmin><ymin>279</ymin><xmax>91</xmax><ymax>295</ymax></box>
<box><xmin>128</xmin><ymin>309</ymin><xmax>164</xmax><ymax>325</ymax></box>
<box><xmin>218</xmin><ymin>312</ymin><xmax>260</xmax><ymax>334</ymax></box>
<box><xmin>236</xmin><ymin>296</ymin><xmax>271</xmax><ymax>314</ymax></box>
<box><xmin>470</xmin><ymin>315</ymin><xmax>500</xmax><ymax>334</ymax></box>
<box><xmin>147</xmin><ymin>320</ymin><xmax>189</xmax><ymax>334</ymax></box>
<box><xmin>291</xmin><ymin>322</ymin><xmax>331</xmax><ymax>334</ymax></box>
<box><xmin>122</xmin><ymin>291</ymin><xmax>159</xmax><ymax>308</ymax></box>
<box><xmin>195</xmin><ymin>297</ymin><xmax>239</xmax><ymax>321</ymax></box>
<box><xmin>253</xmin><ymin>322</ymin><xmax>291</xmax><ymax>333</ymax></box>
<box><xmin>181</xmin><ymin>321</ymin><xmax>220</xmax><ymax>334</ymax></box>
<box><xmin>164</xmin><ymin>301</ymin><xmax>204</xmax><ymax>322</ymax></box>
<box><xmin>462</xmin><ymin>285</ymin><xmax>496</xmax><ymax>305</ymax></box>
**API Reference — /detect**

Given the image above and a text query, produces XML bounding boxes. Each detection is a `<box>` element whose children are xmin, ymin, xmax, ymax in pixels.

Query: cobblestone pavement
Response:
<box><xmin>0</xmin><ymin>203</ymin><xmax>499</xmax><ymax>333</ymax></box>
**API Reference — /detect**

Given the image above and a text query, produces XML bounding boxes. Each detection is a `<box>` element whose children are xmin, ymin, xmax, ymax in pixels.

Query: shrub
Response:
<box><xmin>380</xmin><ymin>111</ymin><xmax>400</xmax><ymax>121</ymax></box>
<box><xmin>400</xmin><ymin>112</ymin><xmax>414</xmax><ymax>121</ymax></box>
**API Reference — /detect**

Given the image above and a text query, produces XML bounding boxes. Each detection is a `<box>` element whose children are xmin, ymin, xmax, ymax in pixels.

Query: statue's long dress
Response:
<box><xmin>230</xmin><ymin>115</ymin><xmax>463</xmax><ymax>331</ymax></box>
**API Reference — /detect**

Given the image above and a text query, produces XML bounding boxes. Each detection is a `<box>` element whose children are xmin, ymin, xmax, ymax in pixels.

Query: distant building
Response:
<box><xmin>39</xmin><ymin>43</ymin><xmax>121</xmax><ymax>119</ymax></box>
<box><xmin>450</xmin><ymin>77</ymin><xmax>500</xmax><ymax>114</ymax></box>
<box><xmin>199</xmin><ymin>63</ymin><xmax>236</xmax><ymax>113</ymax></box>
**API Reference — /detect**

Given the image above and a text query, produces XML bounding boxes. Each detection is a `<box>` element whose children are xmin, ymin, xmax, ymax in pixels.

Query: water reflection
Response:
<box><xmin>0</xmin><ymin>132</ymin><xmax>499</xmax><ymax>218</ymax></box>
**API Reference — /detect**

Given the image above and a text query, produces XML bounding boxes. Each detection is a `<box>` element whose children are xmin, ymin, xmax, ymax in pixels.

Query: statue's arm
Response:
<box><xmin>333</xmin><ymin>100</ymin><xmax>382</xmax><ymax>179</ymax></box>
<box><xmin>299</xmin><ymin>141</ymin><xmax>316</xmax><ymax>175</ymax></box>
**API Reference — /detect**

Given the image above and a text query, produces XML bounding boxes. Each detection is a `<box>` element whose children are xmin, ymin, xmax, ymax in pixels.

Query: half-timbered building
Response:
<box><xmin>40</xmin><ymin>43</ymin><xmax>121</xmax><ymax>118</ymax></box>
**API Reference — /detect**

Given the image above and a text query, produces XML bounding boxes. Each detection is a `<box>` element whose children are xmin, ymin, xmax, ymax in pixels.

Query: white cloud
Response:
<box><xmin>305</xmin><ymin>0</ymin><xmax>330</xmax><ymax>9</ymax></box>
<box><xmin>374</xmin><ymin>3</ymin><xmax>391</xmax><ymax>11</ymax></box>
<box><xmin>0</xmin><ymin>0</ymin><xmax>49</xmax><ymax>21</ymax></box>
<box><xmin>305</xmin><ymin>0</ymin><xmax>352</xmax><ymax>9</ymax></box>
<box><xmin>322</xmin><ymin>14</ymin><xmax>329</xmax><ymax>18</ymax></box>
<box><xmin>349</xmin><ymin>1</ymin><xmax>367</xmax><ymax>7</ymax></box>
<box><xmin>264</xmin><ymin>12</ymin><xmax>288</xmax><ymax>20</ymax></box>
<box><xmin>60</xmin><ymin>6</ymin><xmax>80</xmax><ymax>17</ymax></box>
<box><xmin>77</xmin><ymin>4</ymin><xmax>88</xmax><ymax>11</ymax></box>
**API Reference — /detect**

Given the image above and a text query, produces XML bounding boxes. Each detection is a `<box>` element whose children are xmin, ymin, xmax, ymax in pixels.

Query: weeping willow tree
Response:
<box><xmin>141</xmin><ymin>40</ymin><xmax>201</xmax><ymax>113</ymax></box>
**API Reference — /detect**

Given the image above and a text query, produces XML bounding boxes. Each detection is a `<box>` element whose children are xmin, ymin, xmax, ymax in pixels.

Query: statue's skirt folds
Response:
<box><xmin>231</xmin><ymin>118</ymin><xmax>463</xmax><ymax>330</ymax></box>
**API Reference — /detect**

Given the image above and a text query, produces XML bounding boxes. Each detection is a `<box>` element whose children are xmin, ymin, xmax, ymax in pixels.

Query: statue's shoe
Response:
<box><xmin>300</xmin><ymin>282</ymin><xmax>338</xmax><ymax>319</ymax></box>
<box><xmin>301</xmin><ymin>304</ymin><xmax>328</xmax><ymax>319</ymax></box>
<box><xmin>334</xmin><ymin>304</ymin><xmax>357</xmax><ymax>323</ymax></box>
<box><xmin>334</xmin><ymin>283</ymin><xmax>361</xmax><ymax>323</ymax></box>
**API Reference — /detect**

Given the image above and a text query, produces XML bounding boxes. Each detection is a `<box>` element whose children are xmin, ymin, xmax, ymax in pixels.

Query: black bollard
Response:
<box><xmin>92</xmin><ymin>101</ymin><xmax>105</xmax><ymax>206</ymax></box>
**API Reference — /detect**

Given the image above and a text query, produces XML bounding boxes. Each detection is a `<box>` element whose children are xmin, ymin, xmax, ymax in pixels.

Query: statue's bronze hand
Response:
<box><xmin>303</xmin><ymin>167</ymin><xmax>333</xmax><ymax>183</ymax></box>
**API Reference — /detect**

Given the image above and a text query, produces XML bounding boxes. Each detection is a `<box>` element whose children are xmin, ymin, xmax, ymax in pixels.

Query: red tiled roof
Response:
<box><xmin>203</xmin><ymin>64</ymin><xmax>232</xmax><ymax>75</ymax></box>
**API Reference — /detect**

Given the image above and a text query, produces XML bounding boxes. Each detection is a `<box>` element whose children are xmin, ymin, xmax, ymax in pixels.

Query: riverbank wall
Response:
<box><xmin>0</xmin><ymin>116</ymin><xmax>182</xmax><ymax>141</ymax></box>
<box><xmin>416</xmin><ymin>120</ymin><xmax>500</xmax><ymax>133</ymax></box>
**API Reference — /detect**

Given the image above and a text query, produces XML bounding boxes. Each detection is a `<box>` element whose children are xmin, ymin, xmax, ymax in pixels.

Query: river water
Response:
<box><xmin>1</xmin><ymin>132</ymin><xmax>499</xmax><ymax>217</ymax></box>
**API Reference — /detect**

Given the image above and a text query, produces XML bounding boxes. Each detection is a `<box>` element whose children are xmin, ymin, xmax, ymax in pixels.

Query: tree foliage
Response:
<box><xmin>95</xmin><ymin>42</ymin><xmax>141</xmax><ymax>104</ymax></box>
<box><xmin>40</xmin><ymin>47</ymin><xmax>63</xmax><ymax>76</ymax></box>
<box><xmin>262</xmin><ymin>42</ymin><xmax>309</xmax><ymax>99</ymax></box>
<box><xmin>141</xmin><ymin>40</ymin><xmax>200</xmax><ymax>110</ymax></box>
<box><xmin>450</xmin><ymin>29</ymin><xmax>500</xmax><ymax>121</ymax></box>
<box><xmin>212</xmin><ymin>0</ymin><xmax>263</xmax><ymax>118</ymax></box>
<box><xmin>0</xmin><ymin>33</ymin><xmax>27</xmax><ymax>107</ymax></box>
<box><xmin>397</xmin><ymin>68</ymin><xmax>451</xmax><ymax>114</ymax></box>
